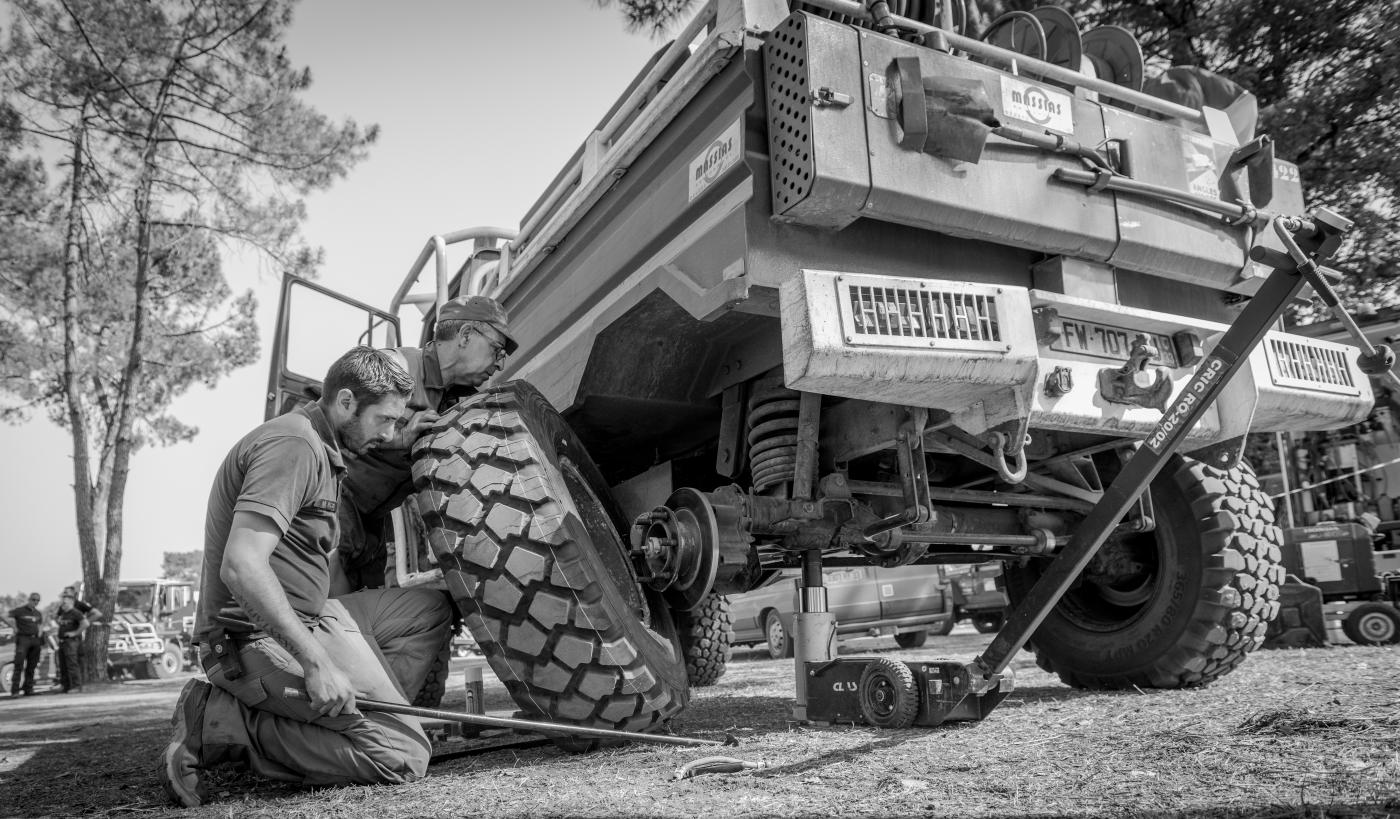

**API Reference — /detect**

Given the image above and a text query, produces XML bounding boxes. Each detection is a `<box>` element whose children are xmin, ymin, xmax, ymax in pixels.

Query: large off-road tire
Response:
<box><xmin>930</xmin><ymin>615</ymin><xmax>956</xmax><ymax>636</ymax></box>
<box><xmin>411</xmin><ymin>630</ymin><xmax>454</xmax><ymax>708</ymax></box>
<box><xmin>1341</xmin><ymin>602</ymin><xmax>1400</xmax><ymax>645</ymax></box>
<box><xmin>678</xmin><ymin>593</ymin><xmax>733</xmax><ymax>686</ymax></box>
<box><xmin>1003</xmin><ymin>455</ymin><xmax>1284</xmax><ymax>689</ymax></box>
<box><xmin>413</xmin><ymin>382</ymin><xmax>689</xmax><ymax>735</ymax></box>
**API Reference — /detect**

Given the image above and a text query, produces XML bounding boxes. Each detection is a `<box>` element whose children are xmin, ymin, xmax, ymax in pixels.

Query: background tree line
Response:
<box><xmin>0</xmin><ymin>0</ymin><xmax>375</xmax><ymax>679</ymax></box>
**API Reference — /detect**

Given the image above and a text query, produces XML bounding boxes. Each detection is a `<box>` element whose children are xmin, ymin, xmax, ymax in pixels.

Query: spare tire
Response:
<box><xmin>413</xmin><ymin>381</ymin><xmax>689</xmax><ymax>734</ymax></box>
<box><xmin>679</xmin><ymin>593</ymin><xmax>733</xmax><ymax>686</ymax></box>
<box><xmin>1004</xmin><ymin>455</ymin><xmax>1283</xmax><ymax>689</ymax></box>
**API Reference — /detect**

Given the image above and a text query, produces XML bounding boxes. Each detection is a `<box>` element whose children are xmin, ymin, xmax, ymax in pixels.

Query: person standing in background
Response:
<box><xmin>53</xmin><ymin>593</ymin><xmax>88</xmax><ymax>693</ymax></box>
<box><xmin>4</xmin><ymin>593</ymin><xmax>45</xmax><ymax>697</ymax></box>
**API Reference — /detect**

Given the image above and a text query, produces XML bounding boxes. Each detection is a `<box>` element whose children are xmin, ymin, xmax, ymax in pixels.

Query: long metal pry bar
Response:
<box><xmin>974</xmin><ymin>210</ymin><xmax>1355</xmax><ymax>680</ymax></box>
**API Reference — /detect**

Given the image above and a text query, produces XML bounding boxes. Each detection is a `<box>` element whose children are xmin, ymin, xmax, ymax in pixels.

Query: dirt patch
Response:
<box><xmin>1</xmin><ymin>631</ymin><xmax>1397</xmax><ymax>818</ymax></box>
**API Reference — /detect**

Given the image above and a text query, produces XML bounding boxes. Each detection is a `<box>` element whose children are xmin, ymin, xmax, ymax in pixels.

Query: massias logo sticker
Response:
<box><xmin>1000</xmin><ymin>76</ymin><xmax>1074</xmax><ymax>135</ymax></box>
<box><xmin>688</xmin><ymin>119</ymin><xmax>742</xmax><ymax>202</ymax></box>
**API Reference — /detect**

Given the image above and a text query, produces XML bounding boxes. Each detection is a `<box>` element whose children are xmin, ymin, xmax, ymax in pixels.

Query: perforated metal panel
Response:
<box><xmin>761</xmin><ymin>12</ymin><xmax>870</xmax><ymax>229</ymax></box>
<box><xmin>764</xmin><ymin>15</ymin><xmax>816</xmax><ymax>214</ymax></box>
<box><xmin>1266</xmin><ymin>338</ymin><xmax>1359</xmax><ymax>395</ymax></box>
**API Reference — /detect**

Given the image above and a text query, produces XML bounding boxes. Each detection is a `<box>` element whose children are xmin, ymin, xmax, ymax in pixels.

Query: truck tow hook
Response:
<box><xmin>1097</xmin><ymin>336</ymin><xmax>1172</xmax><ymax>411</ymax></box>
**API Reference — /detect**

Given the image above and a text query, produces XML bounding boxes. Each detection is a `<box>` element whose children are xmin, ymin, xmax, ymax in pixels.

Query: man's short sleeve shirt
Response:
<box><xmin>7</xmin><ymin>605</ymin><xmax>42</xmax><ymax>638</ymax></box>
<box><xmin>55</xmin><ymin>608</ymin><xmax>84</xmax><ymax>638</ymax></box>
<box><xmin>195</xmin><ymin>403</ymin><xmax>345</xmax><ymax>641</ymax></box>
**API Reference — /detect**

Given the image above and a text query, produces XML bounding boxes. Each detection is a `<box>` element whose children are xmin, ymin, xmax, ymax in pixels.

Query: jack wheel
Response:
<box><xmin>765</xmin><ymin>611</ymin><xmax>793</xmax><ymax>659</ymax></box>
<box><xmin>858</xmin><ymin>658</ymin><xmax>918</xmax><ymax>729</ymax></box>
<box><xmin>1342</xmin><ymin>602</ymin><xmax>1400</xmax><ymax>645</ymax></box>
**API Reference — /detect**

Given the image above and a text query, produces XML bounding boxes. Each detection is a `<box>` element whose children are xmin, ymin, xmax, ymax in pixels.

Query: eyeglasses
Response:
<box><xmin>28</xmin><ymin>597</ymin><xmax>40</xmax><ymax>602</ymax></box>
<box><xmin>476</xmin><ymin>330</ymin><xmax>509</xmax><ymax>361</ymax></box>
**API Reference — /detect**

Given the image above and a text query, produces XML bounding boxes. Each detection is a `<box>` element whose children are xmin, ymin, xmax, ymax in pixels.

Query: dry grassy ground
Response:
<box><xmin>1</xmin><ymin>629</ymin><xmax>1396</xmax><ymax>818</ymax></box>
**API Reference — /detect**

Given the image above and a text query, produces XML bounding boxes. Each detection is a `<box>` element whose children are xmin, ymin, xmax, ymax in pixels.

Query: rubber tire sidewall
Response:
<box><xmin>1003</xmin><ymin>455</ymin><xmax>1284</xmax><ymax>689</ymax></box>
<box><xmin>765</xmin><ymin>610</ymin><xmax>793</xmax><ymax>659</ymax></box>
<box><xmin>857</xmin><ymin>657</ymin><xmax>919</xmax><ymax>729</ymax></box>
<box><xmin>415</xmin><ymin>381</ymin><xmax>689</xmax><ymax>733</ymax></box>
<box><xmin>894</xmin><ymin>630</ymin><xmax>928</xmax><ymax>649</ymax></box>
<box><xmin>1342</xmin><ymin>602</ymin><xmax>1400</xmax><ymax>645</ymax></box>
<box><xmin>151</xmin><ymin>645</ymin><xmax>183</xmax><ymax>679</ymax></box>
<box><xmin>971</xmin><ymin>612</ymin><xmax>1005</xmax><ymax>634</ymax></box>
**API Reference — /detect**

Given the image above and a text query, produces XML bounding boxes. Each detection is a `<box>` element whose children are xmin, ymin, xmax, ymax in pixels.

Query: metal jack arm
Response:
<box><xmin>974</xmin><ymin>210</ymin><xmax>1354</xmax><ymax>679</ymax></box>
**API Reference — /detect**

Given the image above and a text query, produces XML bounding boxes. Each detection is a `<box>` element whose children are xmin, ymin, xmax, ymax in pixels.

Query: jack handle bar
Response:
<box><xmin>284</xmin><ymin>688</ymin><xmax>735</xmax><ymax>748</ymax></box>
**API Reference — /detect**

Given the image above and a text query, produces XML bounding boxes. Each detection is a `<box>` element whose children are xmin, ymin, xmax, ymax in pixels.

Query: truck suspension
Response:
<box><xmin>747</xmin><ymin>378</ymin><xmax>804</xmax><ymax>491</ymax></box>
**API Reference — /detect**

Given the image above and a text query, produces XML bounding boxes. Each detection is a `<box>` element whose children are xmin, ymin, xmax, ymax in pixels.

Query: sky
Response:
<box><xmin>0</xmin><ymin>0</ymin><xmax>675</xmax><ymax>596</ymax></box>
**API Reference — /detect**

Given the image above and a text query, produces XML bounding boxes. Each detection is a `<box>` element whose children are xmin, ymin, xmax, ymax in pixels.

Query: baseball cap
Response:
<box><xmin>438</xmin><ymin>296</ymin><xmax>518</xmax><ymax>355</ymax></box>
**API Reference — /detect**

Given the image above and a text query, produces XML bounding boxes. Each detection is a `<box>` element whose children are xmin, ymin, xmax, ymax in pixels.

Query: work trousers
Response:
<box><xmin>10</xmin><ymin>635</ymin><xmax>42</xmax><ymax>694</ymax></box>
<box><xmin>200</xmin><ymin>587</ymin><xmax>452</xmax><ymax>787</ymax></box>
<box><xmin>57</xmin><ymin>638</ymin><xmax>82</xmax><ymax>691</ymax></box>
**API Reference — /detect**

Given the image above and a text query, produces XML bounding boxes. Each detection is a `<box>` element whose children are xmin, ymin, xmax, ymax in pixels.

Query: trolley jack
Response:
<box><xmin>796</xmin><ymin>207</ymin><xmax>1393</xmax><ymax>728</ymax></box>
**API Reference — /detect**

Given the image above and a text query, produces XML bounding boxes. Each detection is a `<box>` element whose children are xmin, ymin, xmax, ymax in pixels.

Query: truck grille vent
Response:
<box><xmin>1266</xmin><ymin>338</ymin><xmax>1358</xmax><ymax>395</ymax></box>
<box><xmin>763</xmin><ymin>15</ymin><xmax>814</xmax><ymax>214</ymax></box>
<box><xmin>842</xmin><ymin>282</ymin><xmax>1005</xmax><ymax>351</ymax></box>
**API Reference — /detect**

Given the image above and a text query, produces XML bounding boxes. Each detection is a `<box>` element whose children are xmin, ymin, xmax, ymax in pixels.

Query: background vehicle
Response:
<box><xmin>730</xmin><ymin>564</ymin><xmax>954</xmax><ymax>658</ymax></box>
<box><xmin>1280</xmin><ymin>522</ymin><xmax>1400</xmax><ymax>644</ymax></box>
<box><xmin>1</xmin><ymin>641</ymin><xmax>12</xmax><ymax>695</ymax></box>
<box><xmin>270</xmin><ymin>0</ymin><xmax>1374</xmax><ymax>734</ymax></box>
<box><xmin>105</xmin><ymin>621</ymin><xmax>168</xmax><ymax>679</ymax></box>
<box><xmin>80</xmin><ymin>578</ymin><xmax>199</xmax><ymax>679</ymax></box>
<box><xmin>937</xmin><ymin>563</ymin><xmax>1008</xmax><ymax>634</ymax></box>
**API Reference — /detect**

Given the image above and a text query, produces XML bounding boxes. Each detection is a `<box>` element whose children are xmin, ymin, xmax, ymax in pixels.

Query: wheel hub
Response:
<box><xmin>628</xmin><ymin>488</ymin><xmax>753</xmax><ymax>610</ymax></box>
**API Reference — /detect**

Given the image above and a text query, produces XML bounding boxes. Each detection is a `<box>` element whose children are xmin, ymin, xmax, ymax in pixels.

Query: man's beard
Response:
<box><xmin>338</xmin><ymin>419</ymin><xmax>381</xmax><ymax>455</ymax></box>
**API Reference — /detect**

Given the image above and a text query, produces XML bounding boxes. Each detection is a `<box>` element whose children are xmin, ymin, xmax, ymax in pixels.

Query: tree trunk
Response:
<box><xmin>56</xmin><ymin>105</ymin><xmax>109</xmax><ymax>684</ymax></box>
<box><xmin>95</xmin><ymin>54</ymin><xmax>182</xmax><ymax>683</ymax></box>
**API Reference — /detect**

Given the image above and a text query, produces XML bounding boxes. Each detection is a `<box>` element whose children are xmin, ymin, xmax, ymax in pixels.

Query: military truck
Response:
<box><xmin>271</xmin><ymin>0</ymin><xmax>1374</xmax><ymax>736</ymax></box>
<box><xmin>93</xmin><ymin>578</ymin><xmax>198</xmax><ymax>679</ymax></box>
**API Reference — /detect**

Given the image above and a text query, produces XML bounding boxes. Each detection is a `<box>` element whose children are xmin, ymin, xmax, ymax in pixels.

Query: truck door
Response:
<box><xmin>267</xmin><ymin>275</ymin><xmax>401</xmax><ymax>421</ymax></box>
<box><xmin>875</xmin><ymin>565</ymin><xmax>946</xmax><ymax>620</ymax></box>
<box><xmin>825</xmin><ymin>566</ymin><xmax>879</xmax><ymax>625</ymax></box>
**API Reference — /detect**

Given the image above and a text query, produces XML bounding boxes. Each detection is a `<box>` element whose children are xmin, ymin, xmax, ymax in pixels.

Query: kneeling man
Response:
<box><xmin>160</xmin><ymin>346</ymin><xmax>453</xmax><ymax>806</ymax></box>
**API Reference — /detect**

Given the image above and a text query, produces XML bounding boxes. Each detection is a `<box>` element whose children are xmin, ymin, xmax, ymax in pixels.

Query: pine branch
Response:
<box><xmin>55</xmin><ymin>0</ymin><xmax>157</xmax><ymax>117</ymax></box>
<box><xmin>180</xmin><ymin>1</ymin><xmax>273</xmax><ymax>62</ymax></box>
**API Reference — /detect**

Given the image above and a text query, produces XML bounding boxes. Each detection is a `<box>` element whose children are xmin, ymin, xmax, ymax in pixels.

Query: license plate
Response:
<box><xmin>1050</xmin><ymin>319</ymin><xmax>1179</xmax><ymax>367</ymax></box>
